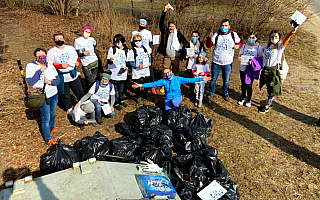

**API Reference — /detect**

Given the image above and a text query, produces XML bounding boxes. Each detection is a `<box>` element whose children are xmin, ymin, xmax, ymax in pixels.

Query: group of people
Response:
<box><xmin>26</xmin><ymin>4</ymin><xmax>300</xmax><ymax>145</ymax></box>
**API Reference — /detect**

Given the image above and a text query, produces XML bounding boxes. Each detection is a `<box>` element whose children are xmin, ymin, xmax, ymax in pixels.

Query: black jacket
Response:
<box><xmin>157</xmin><ymin>11</ymin><xmax>188</xmax><ymax>60</ymax></box>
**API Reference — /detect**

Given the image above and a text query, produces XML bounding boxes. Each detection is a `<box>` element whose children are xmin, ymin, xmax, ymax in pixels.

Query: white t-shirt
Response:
<box><xmin>131</xmin><ymin>29</ymin><xmax>153</xmax><ymax>55</ymax></box>
<box><xmin>26</xmin><ymin>62</ymin><xmax>58</xmax><ymax>98</ymax></box>
<box><xmin>88</xmin><ymin>82</ymin><xmax>115</xmax><ymax>103</ymax></box>
<box><xmin>132</xmin><ymin>47</ymin><xmax>150</xmax><ymax>79</ymax></box>
<box><xmin>263</xmin><ymin>43</ymin><xmax>285</xmax><ymax>67</ymax></box>
<box><xmin>47</xmin><ymin>45</ymin><xmax>80</xmax><ymax>83</ymax></box>
<box><xmin>211</xmin><ymin>32</ymin><xmax>241</xmax><ymax>65</ymax></box>
<box><xmin>239</xmin><ymin>44</ymin><xmax>263</xmax><ymax>71</ymax></box>
<box><xmin>107</xmin><ymin>47</ymin><xmax>134</xmax><ymax>81</ymax></box>
<box><xmin>186</xmin><ymin>41</ymin><xmax>201</xmax><ymax>70</ymax></box>
<box><xmin>74</xmin><ymin>37</ymin><xmax>98</xmax><ymax>66</ymax></box>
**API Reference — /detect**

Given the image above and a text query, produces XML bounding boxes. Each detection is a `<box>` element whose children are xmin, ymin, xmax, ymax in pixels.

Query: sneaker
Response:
<box><xmin>245</xmin><ymin>101</ymin><xmax>251</xmax><ymax>107</ymax></box>
<box><xmin>259</xmin><ymin>105</ymin><xmax>272</xmax><ymax>113</ymax></box>
<box><xmin>80</xmin><ymin>125</ymin><xmax>85</xmax><ymax>131</ymax></box>
<box><xmin>92</xmin><ymin>122</ymin><xmax>98</xmax><ymax>127</ymax></box>
<box><xmin>120</xmin><ymin>101</ymin><xmax>127</xmax><ymax>107</ymax></box>
<box><xmin>67</xmin><ymin>107</ymin><xmax>72</xmax><ymax>114</ymax></box>
<box><xmin>48</xmin><ymin>139</ymin><xmax>56</xmax><ymax>146</ymax></box>
<box><xmin>195</xmin><ymin>100</ymin><xmax>198</xmax><ymax>107</ymax></box>
<box><xmin>51</xmin><ymin>127</ymin><xmax>58</xmax><ymax>133</ymax></box>
<box><xmin>137</xmin><ymin>98</ymin><xmax>143</xmax><ymax>105</ymax></box>
<box><xmin>114</xmin><ymin>104</ymin><xmax>122</xmax><ymax>111</ymax></box>
<box><xmin>198</xmin><ymin>100</ymin><xmax>202</xmax><ymax>108</ymax></box>
<box><xmin>96</xmin><ymin>117</ymin><xmax>103</xmax><ymax>125</ymax></box>
<box><xmin>237</xmin><ymin>99</ymin><xmax>246</xmax><ymax>106</ymax></box>
<box><xmin>224</xmin><ymin>95</ymin><xmax>230</xmax><ymax>101</ymax></box>
<box><xmin>151</xmin><ymin>87</ymin><xmax>157</xmax><ymax>94</ymax></box>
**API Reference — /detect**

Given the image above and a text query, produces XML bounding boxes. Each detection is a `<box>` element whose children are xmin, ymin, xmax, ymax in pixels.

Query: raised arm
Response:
<box><xmin>283</xmin><ymin>27</ymin><xmax>298</xmax><ymax>47</ymax></box>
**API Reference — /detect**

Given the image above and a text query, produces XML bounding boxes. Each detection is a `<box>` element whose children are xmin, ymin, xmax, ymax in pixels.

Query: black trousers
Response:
<box><xmin>187</xmin><ymin>69</ymin><xmax>195</xmax><ymax>101</ymax></box>
<box><xmin>240</xmin><ymin>71</ymin><xmax>253</xmax><ymax>101</ymax></box>
<box><xmin>61</xmin><ymin>76</ymin><xmax>84</xmax><ymax>110</ymax></box>
<box><xmin>133</xmin><ymin>76</ymin><xmax>150</xmax><ymax>98</ymax></box>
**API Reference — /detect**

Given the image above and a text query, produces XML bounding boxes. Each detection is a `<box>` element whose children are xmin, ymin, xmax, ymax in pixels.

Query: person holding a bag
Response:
<box><xmin>259</xmin><ymin>25</ymin><xmax>298</xmax><ymax>113</ymax></box>
<box><xmin>47</xmin><ymin>33</ymin><xmax>84</xmax><ymax>112</ymax></box>
<box><xmin>26</xmin><ymin>48</ymin><xmax>60</xmax><ymax>145</ymax></box>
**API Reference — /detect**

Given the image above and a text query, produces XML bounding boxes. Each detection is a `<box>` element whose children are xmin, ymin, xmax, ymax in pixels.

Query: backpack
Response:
<box><xmin>112</xmin><ymin>45</ymin><xmax>129</xmax><ymax>57</ymax></box>
<box><xmin>94</xmin><ymin>80</ymin><xmax>113</xmax><ymax>94</ymax></box>
<box><xmin>215</xmin><ymin>31</ymin><xmax>236</xmax><ymax>46</ymax></box>
<box><xmin>132</xmin><ymin>46</ymin><xmax>149</xmax><ymax>60</ymax></box>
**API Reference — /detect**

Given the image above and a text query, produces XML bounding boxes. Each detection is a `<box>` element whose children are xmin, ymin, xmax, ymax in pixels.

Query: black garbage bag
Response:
<box><xmin>190</xmin><ymin>110</ymin><xmax>213</xmax><ymax>138</ymax></box>
<box><xmin>40</xmin><ymin>141</ymin><xmax>80</xmax><ymax>175</ymax></box>
<box><xmin>173</xmin><ymin>132</ymin><xmax>206</xmax><ymax>155</ymax></box>
<box><xmin>165</xmin><ymin>106</ymin><xmax>192</xmax><ymax>132</ymax></box>
<box><xmin>141</xmin><ymin>140</ymin><xmax>172</xmax><ymax>165</ymax></box>
<box><xmin>111</xmin><ymin>136</ymin><xmax>143</xmax><ymax>162</ymax></box>
<box><xmin>73</xmin><ymin>132</ymin><xmax>110</xmax><ymax>161</ymax></box>
<box><xmin>193</xmin><ymin>145</ymin><xmax>218</xmax><ymax>159</ymax></box>
<box><xmin>206</xmin><ymin>159</ymin><xmax>231</xmax><ymax>183</ymax></box>
<box><xmin>114</xmin><ymin>123</ymin><xmax>147</xmax><ymax>139</ymax></box>
<box><xmin>219</xmin><ymin>179</ymin><xmax>241</xmax><ymax>200</ymax></box>
<box><xmin>146</xmin><ymin>124</ymin><xmax>173</xmax><ymax>148</ymax></box>
<box><xmin>136</xmin><ymin>105</ymin><xmax>162</xmax><ymax>127</ymax></box>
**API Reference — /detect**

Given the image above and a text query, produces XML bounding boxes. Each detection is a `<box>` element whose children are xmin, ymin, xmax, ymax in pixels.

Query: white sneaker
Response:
<box><xmin>67</xmin><ymin>107</ymin><xmax>73</xmax><ymax>114</ymax></box>
<box><xmin>237</xmin><ymin>98</ymin><xmax>246</xmax><ymax>106</ymax></box>
<box><xmin>245</xmin><ymin>101</ymin><xmax>251</xmax><ymax>107</ymax></box>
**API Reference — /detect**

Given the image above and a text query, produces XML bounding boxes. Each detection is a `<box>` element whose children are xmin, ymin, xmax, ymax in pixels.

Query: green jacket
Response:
<box><xmin>259</xmin><ymin>65</ymin><xmax>282</xmax><ymax>96</ymax></box>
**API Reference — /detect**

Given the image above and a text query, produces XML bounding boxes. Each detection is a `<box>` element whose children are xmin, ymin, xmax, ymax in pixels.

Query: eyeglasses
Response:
<box><xmin>134</xmin><ymin>40</ymin><xmax>141</xmax><ymax>42</ymax></box>
<box><xmin>248</xmin><ymin>37</ymin><xmax>256</xmax><ymax>39</ymax></box>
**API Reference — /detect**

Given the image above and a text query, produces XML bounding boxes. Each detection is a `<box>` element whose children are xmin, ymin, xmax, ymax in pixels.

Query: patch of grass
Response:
<box><xmin>285</xmin><ymin>30</ymin><xmax>319</xmax><ymax>65</ymax></box>
<box><xmin>0</xmin><ymin>113</ymin><xmax>4</xmax><ymax>118</ymax></box>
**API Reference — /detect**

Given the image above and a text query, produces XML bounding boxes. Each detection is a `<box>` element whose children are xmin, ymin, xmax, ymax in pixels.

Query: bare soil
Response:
<box><xmin>0</xmin><ymin>7</ymin><xmax>319</xmax><ymax>200</ymax></box>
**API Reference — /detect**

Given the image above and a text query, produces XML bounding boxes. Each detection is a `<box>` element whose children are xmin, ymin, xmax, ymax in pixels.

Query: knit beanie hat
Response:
<box><xmin>102</xmin><ymin>73</ymin><xmax>111</xmax><ymax>80</ymax></box>
<box><xmin>83</xmin><ymin>102</ymin><xmax>94</xmax><ymax>113</ymax></box>
<box><xmin>83</xmin><ymin>25</ymin><xmax>92</xmax><ymax>32</ymax></box>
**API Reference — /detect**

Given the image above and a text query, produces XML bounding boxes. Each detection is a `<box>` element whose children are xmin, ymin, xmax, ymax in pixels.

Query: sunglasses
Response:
<box><xmin>135</xmin><ymin>40</ymin><xmax>141</xmax><ymax>42</ymax></box>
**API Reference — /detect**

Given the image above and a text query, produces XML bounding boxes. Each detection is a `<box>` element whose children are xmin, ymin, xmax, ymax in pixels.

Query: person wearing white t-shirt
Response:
<box><xmin>68</xmin><ymin>101</ymin><xmax>97</xmax><ymax>130</ymax></box>
<box><xmin>129</xmin><ymin>34</ymin><xmax>151</xmax><ymax>105</ymax></box>
<box><xmin>47</xmin><ymin>33</ymin><xmax>84</xmax><ymax>112</ymax></box>
<box><xmin>107</xmin><ymin>34</ymin><xmax>134</xmax><ymax>111</ymax></box>
<box><xmin>131</xmin><ymin>19</ymin><xmax>156</xmax><ymax>95</ymax></box>
<box><xmin>238</xmin><ymin>32</ymin><xmax>263</xmax><ymax>107</ymax></box>
<box><xmin>26</xmin><ymin>48</ymin><xmax>60</xmax><ymax>146</ymax></box>
<box><xmin>75</xmin><ymin>73</ymin><xmax>116</xmax><ymax>125</ymax></box>
<box><xmin>259</xmin><ymin>25</ymin><xmax>298</xmax><ymax>113</ymax></box>
<box><xmin>206</xmin><ymin>19</ymin><xmax>242</xmax><ymax>101</ymax></box>
<box><xmin>184</xmin><ymin>30</ymin><xmax>206</xmax><ymax>102</ymax></box>
<box><xmin>74</xmin><ymin>25</ymin><xmax>99</xmax><ymax>86</ymax></box>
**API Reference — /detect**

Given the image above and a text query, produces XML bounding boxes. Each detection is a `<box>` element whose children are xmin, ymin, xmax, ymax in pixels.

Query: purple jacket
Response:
<box><xmin>245</xmin><ymin>57</ymin><xmax>263</xmax><ymax>84</ymax></box>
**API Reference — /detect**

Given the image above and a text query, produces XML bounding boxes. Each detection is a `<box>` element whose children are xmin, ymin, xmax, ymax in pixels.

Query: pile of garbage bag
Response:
<box><xmin>39</xmin><ymin>105</ymin><xmax>239</xmax><ymax>200</ymax></box>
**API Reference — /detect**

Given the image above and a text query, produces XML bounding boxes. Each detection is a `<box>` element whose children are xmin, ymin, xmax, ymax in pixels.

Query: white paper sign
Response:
<box><xmin>241</xmin><ymin>55</ymin><xmax>252</xmax><ymax>65</ymax></box>
<box><xmin>143</xmin><ymin>57</ymin><xmax>149</xmax><ymax>68</ymax></box>
<box><xmin>113</xmin><ymin>54</ymin><xmax>122</xmax><ymax>66</ymax></box>
<box><xmin>153</xmin><ymin>35</ymin><xmax>160</xmax><ymax>45</ymax></box>
<box><xmin>196</xmin><ymin>65</ymin><xmax>204</xmax><ymax>75</ymax></box>
<box><xmin>291</xmin><ymin>11</ymin><xmax>307</xmax><ymax>25</ymax></box>
<box><xmin>186</xmin><ymin>48</ymin><xmax>195</xmax><ymax>57</ymax></box>
<box><xmin>167</xmin><ymin>3</ymin><xmax>174</xmax><ymax>10</ymax></box>
<box><xmin>197</xmin><ymin>181</ymin><xmax>227</xmax><ymax>200</ymax></box>
<box><xmin>101</xmin><ymin>104</ymin><xmax>112</xmax><ymax>115</ymax></box>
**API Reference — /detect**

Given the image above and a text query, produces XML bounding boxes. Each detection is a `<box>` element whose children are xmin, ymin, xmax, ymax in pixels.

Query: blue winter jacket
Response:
<box><xmin>142</xmin><ymin>75</ymin><xmax>203</xmax><ymax>101</ymax></box>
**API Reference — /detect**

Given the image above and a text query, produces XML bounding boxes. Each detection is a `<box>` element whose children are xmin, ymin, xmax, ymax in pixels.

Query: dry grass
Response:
<box><xmin>0</xmin><ymin>5</ymin><xmax>319</xmax><ymax>200</ymax></box>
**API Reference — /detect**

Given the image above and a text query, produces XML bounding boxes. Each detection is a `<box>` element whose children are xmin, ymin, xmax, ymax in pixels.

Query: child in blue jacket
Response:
<box><xmin>132</xmin><ymin>68</ymin><xmax>211</xmax><ymax>110</ymax></box>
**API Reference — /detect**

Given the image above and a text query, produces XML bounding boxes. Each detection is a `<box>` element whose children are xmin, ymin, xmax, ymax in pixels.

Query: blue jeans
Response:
<box><xmin>165</xmin><ymin>96</ymin><xmax>183</xmax><ymax>111</ymax></box>
<box><xmin>93</xmin><ymin>101</ymin><xmax>116</xmax><ymax>118</ymax></box>
<box><xmin>113</xmin><ymin>81</ymin><xmax>124</xmax><ymax>104</ymax></box>
<box><xmin>39</xmin><ymin>93</ymin><xmax>58</xmax><ymax>142</ymax></box>
<box><xmin>209</xmin><ymin>62</ymin><xmax>232</xmax><ymax>96</ymax></box>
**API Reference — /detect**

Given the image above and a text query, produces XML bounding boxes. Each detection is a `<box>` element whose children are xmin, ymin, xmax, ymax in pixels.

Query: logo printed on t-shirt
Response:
<box><xmin>59</xmin><ymin>53</ymin><xmax>70</xmax><ymax>63</ymax></box>
<box><xmin>265</xmin><ymin>48</ymin><xmax>275</xmax><ymax>60</ymax></box>
<box><xmin>218</xmin><ymin>38</ymin><xmax>232</xmax><ymax>51</ymax></box>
